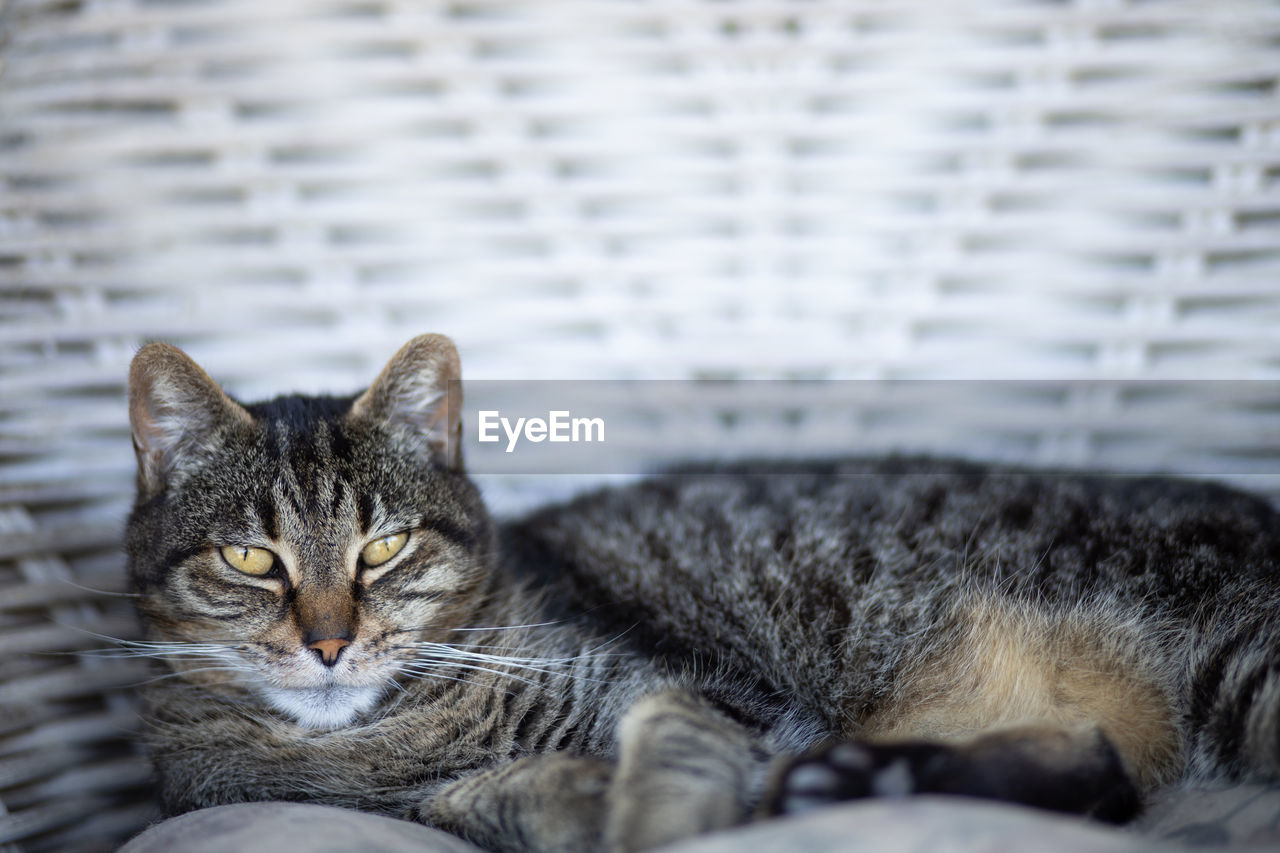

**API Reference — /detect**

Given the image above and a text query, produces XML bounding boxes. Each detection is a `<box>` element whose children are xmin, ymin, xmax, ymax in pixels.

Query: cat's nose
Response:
<box><xmin>307</xmin><ymin>637</ymin><xmax>350</xmax><ymax>667</ymax></box>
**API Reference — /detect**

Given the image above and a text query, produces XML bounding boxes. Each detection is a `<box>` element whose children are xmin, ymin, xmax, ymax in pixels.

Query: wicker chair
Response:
<box><xmin>3</xmin><ymin>1</ymin><xmax>1280</xmax><ymax>849</ymax></box>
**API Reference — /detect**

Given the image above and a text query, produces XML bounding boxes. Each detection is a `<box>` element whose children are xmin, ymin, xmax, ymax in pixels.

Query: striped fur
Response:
<box><xmin>126</xmin><ymin>337</ymin><xmax>1280</xmax><ymax>852</ymax></box>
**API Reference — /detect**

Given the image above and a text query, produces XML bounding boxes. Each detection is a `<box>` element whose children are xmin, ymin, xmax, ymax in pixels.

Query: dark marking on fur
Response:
<box><xmin>256</xmin><ymin>491</ymin><xmax>279</xmax><ymax>541</ymax></box>
<box><xmin>357</xmin><ymin>492</ymin><xmax>375</xmax><ymax>535</ymax></box>
<box><xmin>422</xmin><ymin>516</ymin><xmax>478</xmax><ymax>552</ymax></box>
<box><xmin>330</xmin><ymin>479</ymin><xmax>347</xmax><ymax>518</ymax></box>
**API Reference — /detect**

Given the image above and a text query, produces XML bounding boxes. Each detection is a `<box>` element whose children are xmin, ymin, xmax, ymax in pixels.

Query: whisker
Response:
<box><xmin>400</xmin><ymin>639</ymin><xmax>631</xmax><ymax>669</ymax></box>
<box><xmin>52</xmin><ymin>623</ymin><xmax>245</xmax><ymax>654</ymax></box>
<box><xmin>56</xmin><ymin>579</ymin><xmax>144</xmax><ymax>598</ymax></box>
<box><xmin>399</xmin><ymin>658</ymin><xmax>539</xmax><ymax>682</ymax></box>
<box><xmin>450</xmin><ymin>619</ymin><xmax>567</xmax><ymax>632</ymax></box>
<box><xmin>398</xmin><ymin>660</ymin><xmax>541</xmax><ymax>687</ymax></box>
<box><xmin>407</xmin><ymin>642</ymin><xmax>594</xmax><ymax>664</ymax></box>
<box><xmin>407</xmin><ymin>651</ymin><xmax>577</xmax><ymax>674</ymax></box>
<box><xmin>392</xmin><ymin>668</ymin><xmax>521</xmax><ymax>696</ymax></box>
<box><xmin>74</xmin><ymin>642</ymin><xmax>242</xmax><ymax>656</ymax></box>
<box><xmin>126</xmin><ymin>665</ymin><xmax>255</xmax><ymax>688</ymax></box>
<box><xmin>80</xmin><ymin>651</ymin><xmax>246</xmax><ymax>666</ymax></box>
<box><xmin>388</xmin><ymin>643</ymin><xmax>630</xmax><ymax>665</ymax></box>
<box><xmin>385</xmin><ymin>618</ymin><xmax>568</xmax><ymax>636</ymax></box>
<box><xmin>404</xmin><ymin>649</ymin><xmax>611</xmax><ymax>684</ymax></box>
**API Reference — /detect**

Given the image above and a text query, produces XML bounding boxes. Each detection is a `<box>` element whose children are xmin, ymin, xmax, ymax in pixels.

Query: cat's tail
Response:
<box><xmin>1184</xmin><ymin>585</ymin><xmax>1280</xmax><ymax>783</ymax></box>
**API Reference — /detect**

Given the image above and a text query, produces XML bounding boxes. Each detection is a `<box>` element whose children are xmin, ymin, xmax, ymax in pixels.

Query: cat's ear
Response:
<box><xmin>128</xmin><ymin>343</ymin><xmax>253</xmax><ymax>495</ymax></box>
<box><xmin>349</xmin><ymin>334</ymin><xmax>463</xmax><ymax>470</ymax></box>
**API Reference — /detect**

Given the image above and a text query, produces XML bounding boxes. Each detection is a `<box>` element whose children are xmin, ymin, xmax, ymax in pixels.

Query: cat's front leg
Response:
<box><xmin>414</xmin><ymin>753</ymin><xmax>613</xmax><ymax>853</ymax></box>
<box><xmin>416</xmin><ymin>690</ymin><xmax>774</xmax><ymax>853</ymax></box>
<box><xmin>605</xmin><ymin>689</ymin><xmax>769</xmax><ymax>853</ymax></box>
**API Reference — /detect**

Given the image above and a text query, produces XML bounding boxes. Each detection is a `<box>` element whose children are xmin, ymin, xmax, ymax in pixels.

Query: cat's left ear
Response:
<box><xmin>128</xmin><ymin>343</ymin><xmax>254</xmax><ymax>496</ymax></box>
<box><xmin>349</xmin><ymin>334</ymin><xmax>463</xmax><ymax>470</ymax></box>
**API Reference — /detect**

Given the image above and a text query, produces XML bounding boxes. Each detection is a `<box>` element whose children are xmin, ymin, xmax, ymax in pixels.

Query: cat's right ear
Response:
<box><xmin>349</xmin><ymin>334</ymin><xmax>463</xmax><ymax>470</ymax></box>
<box><xmin>128</xmin><ymin>343</ymin><xmax>253</xmax><ymax>496</ymax></box>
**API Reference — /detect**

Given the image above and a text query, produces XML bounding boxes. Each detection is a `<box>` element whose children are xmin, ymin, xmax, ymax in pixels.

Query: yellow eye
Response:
<box><xmin>220</xmin><ymin>545</ymin><xmax>276</xmax><ymax>576</ymax></box>
<box><xmin>361</xmin><ymin>532</ymin><xmax>408</xmax><ymax>567</ymax></box>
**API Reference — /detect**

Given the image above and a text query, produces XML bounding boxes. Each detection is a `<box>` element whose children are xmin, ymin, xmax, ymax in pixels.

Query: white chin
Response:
<box><xmin>260</xmin><ymin>685</ymin><xmax>384</xmax><ymax>730</ymax></box>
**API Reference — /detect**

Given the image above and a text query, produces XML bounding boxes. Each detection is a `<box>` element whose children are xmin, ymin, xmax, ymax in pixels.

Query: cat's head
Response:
<box><xmin>124</xmin><ymin>334</ymin><xmax>494</xmax><ymax>729</ymax></box>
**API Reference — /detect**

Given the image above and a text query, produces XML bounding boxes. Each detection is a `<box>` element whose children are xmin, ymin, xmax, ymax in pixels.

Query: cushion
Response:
<box><xmin>120</xmin><ymin>785</ymin><xmax>1280</xmax><ymax>853</ymax></box>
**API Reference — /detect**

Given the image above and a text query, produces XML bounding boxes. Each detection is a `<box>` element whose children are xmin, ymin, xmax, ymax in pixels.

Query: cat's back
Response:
<box><xmin>503</xmin><ymin>457</ymin><xmax>1280</xmax><ymax>724</ymax></box>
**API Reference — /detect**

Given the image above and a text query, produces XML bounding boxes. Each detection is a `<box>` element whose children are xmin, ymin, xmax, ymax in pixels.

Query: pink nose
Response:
<box><xmin>308</xmin><ymin>637</ymin><xmax>350</xmax><ymax>666</ymax></box>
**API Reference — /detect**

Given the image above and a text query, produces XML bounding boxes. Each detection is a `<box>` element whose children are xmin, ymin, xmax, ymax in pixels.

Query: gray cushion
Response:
<box><xmin>121</xmin><ymin>785</ymin><xmax>1280</xmax><ymax>853</ymax></box>
<box><xmin>120</xmin><ymin>803</ymin><xmax>481</xmax><ymax>853</ymax></box>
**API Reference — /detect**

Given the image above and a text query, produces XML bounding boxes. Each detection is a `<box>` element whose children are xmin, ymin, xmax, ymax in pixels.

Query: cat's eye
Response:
<box><xmin>220</xmin><ymin>545</ymin><xmax>276</xmax><ymax>576</ymax></box>
<box><xmin>361</xmin><ymin>532</ymin><xmax>409</xmax><ymax>568</ymax></box>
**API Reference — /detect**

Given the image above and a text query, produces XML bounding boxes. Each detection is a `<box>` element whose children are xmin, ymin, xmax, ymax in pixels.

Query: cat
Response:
<box><xmin>125</xmin><ymin>333</ymin><xmax>1280</xmax><ymax>853</ymax></box>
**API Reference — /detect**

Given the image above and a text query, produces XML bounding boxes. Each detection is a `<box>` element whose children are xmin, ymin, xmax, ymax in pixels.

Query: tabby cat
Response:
<box><xmin>125</xmin><ymin>334</ymin><xmax>1280</xmax><ymax>852</ymax></box>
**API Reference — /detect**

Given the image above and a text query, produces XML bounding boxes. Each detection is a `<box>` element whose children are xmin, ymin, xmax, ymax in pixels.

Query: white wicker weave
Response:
<box><xmin>3</xmin><ymin>0</ymin><xmax>1280</xmax><ymax>849</ymax></box>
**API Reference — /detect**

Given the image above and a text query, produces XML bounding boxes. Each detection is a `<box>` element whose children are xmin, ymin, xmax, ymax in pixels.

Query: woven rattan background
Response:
<box><xmin>4</xmin><ymin>0</ymin><xmax>1280</xmax><ymax>849</ymax></box>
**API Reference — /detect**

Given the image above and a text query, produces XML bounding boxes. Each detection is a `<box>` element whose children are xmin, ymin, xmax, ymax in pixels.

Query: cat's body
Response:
<box><xmin>126</xmin><ymin>336</ymin><xmax>1280</xmax><ymax>853</ymax></box>
<box><xmin>509</xmin><ymin>458</ymin><xmax>1280</xmax><ymax>785</ymax></box>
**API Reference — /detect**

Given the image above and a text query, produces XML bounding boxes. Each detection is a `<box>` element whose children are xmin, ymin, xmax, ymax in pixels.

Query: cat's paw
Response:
<box><xmin>413</xmin><ymin>755</ymin><xmax>613</xmax><ymax>853</ymax></box>
<box><xmin>769</xmin><ymin>729</ymin><xmax>1141</xmax><ymax>824</ymax></box>
<box><xmin>769</xmin><ymin>741</ymin><xmax>948</xmax><ymax>815</ymax></box>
